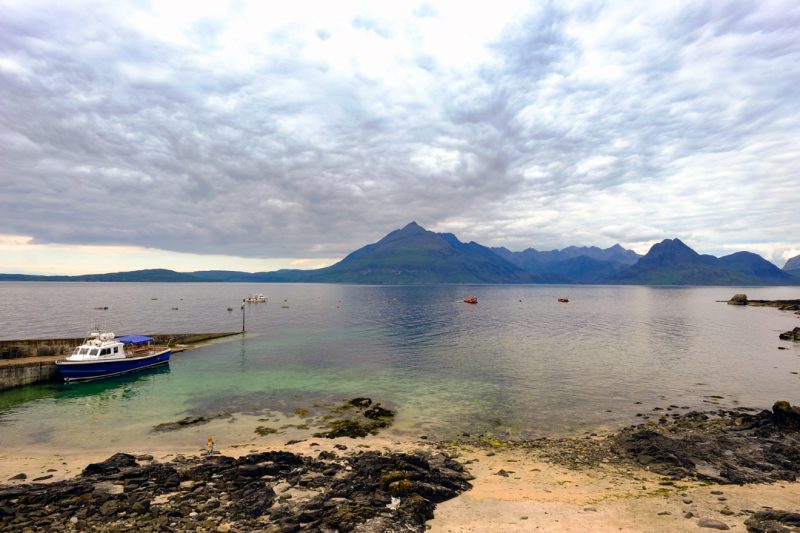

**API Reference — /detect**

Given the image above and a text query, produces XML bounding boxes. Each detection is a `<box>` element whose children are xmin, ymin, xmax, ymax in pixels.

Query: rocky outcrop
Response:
<box><xmin>772</xmin><ymin>401</ymin><xmax>800</xmax><ymax>429</ymax></box>
<box><xmin>727</xmin><ymin>294</ymin><xmax>748</xmax><ymax>305</ymax></box>
<box><xmin>724</xmin><ymin>295</ymin><xmax>800</xmax><ymax>310</ymax></box>
<box><xmin>745</xmin><ymin>510</ymin><xmax>800</xmax><ymax>532</ymax></box>
<box><xmin>779</xmin><ymin>327</ymin><xmax>800</xmax><ymax>341</ymax></box>
<box><xmin>0</xmin><ymin>449</ymin><xmax>471</xmax><ymax>532</ymax></box>
<box><xmin>613</xmin><ymin>402</ymin><xmax>800</xmax><ymax>484</ymax></box>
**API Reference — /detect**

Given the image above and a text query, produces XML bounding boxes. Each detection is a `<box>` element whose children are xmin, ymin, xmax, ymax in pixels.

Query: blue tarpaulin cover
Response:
<box><xmin>116</xmin><ymin>335</ymin><xmax>154</xmax><ymax>345</ymax></box>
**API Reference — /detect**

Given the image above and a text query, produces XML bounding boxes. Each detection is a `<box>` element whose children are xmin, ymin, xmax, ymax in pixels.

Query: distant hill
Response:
<box><xmin>613</xmin><ymin>239</ymin><xmax>796</xmax><ymax>285</ymax></box>
<box><xmin>0</xmin><ymin>269</ymin><xmax>202</xmax><ymax>282</ymax></box>
<box><xmin>717</xmin><ymin>252</ymin><xmax>794</xmax><ymax>282</ymax></box>
<box><xmin>494</xmin><ymin>243</ymin><xmax>640</xmax><ymax>269</ymax></box>
<box><xmin>190</xmin><ymin>270</ymin><xmax>258</xmax><ymax>282</ymax></box>
<box><xmin>493</xmin><ymin>243</ymin><xmax>639</xmax><ymax>283</ymax></box>
<box><xmin>240</xmin><ymin>221</ymin><xmax>543</xmax><ymax>284</ymax></box>
<box><xmin>784</xmin><ymin>254</ymin><xmax>800</xmax><ymax>273</ymax></box>
<box><xmin>554</xmin><ymin>256</ymin><xmax>629</xmax><ymax>284</ymax></box>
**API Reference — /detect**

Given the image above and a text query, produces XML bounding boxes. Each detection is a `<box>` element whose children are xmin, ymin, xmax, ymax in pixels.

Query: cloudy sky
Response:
<box><xmin>1</xmin><ymin>0</ymin><xmax>799</xmax><ymax>274</ymax></box>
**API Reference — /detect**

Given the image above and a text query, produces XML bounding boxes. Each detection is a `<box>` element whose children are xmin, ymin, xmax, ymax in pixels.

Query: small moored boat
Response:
<box><xmin>245</xmin><ymin>293</ymin><xmax>267</xmax><ymax>303</ymax></box>
<box><xmin>463</xmin><ymin>296</ymin><xmax>478</xmax><ymax>304</ymax></box>
<box><xmin>558</xmin><ymin>297</ymin><xmax>569</xmax><ymax>303</ymax></box>
<box><xmin>56</xmin><ymin>333</ymin><xmax>171</xmax><ymax>382</ymax></box>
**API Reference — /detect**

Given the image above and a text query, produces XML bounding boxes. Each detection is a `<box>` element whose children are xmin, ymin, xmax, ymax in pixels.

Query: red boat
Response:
<box><xmin>558</xmin><ymin>297</ymin><xmax>569</xmax><ymax>303</ymax></box>
<box><xmin>463</xmin><ymin>296</ymin><xmax>478</xmax><ymax>304</ymax></box>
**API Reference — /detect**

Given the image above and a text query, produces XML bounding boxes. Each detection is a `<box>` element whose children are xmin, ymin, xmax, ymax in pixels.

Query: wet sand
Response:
<box><xmin>429</xmin><ymin>444</ymin><xmax>800</xmax><ymax>532</ymax></box>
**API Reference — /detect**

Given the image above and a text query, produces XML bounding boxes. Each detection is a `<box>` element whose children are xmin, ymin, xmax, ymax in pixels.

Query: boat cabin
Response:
<box><xmin>65</xmin><ymin>333</ymin><xmax>155</xmax><ymax>361</ymax></box>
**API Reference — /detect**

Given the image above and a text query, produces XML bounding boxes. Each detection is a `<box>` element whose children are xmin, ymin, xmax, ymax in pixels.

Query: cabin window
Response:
<box><xmin>90</xmin><ymin>348</ymin><xmax>99</xmax><ymax>356</ymax></box>
<box><xmin>79</xmin><ymin>347</ymin><xmax>89</xmax><ymax>355</ymax></box>
<box><xmin>101</xmin><ymin>348</ymin><xmax>109</xmax><ymax>355</ymax></box>
<box><xmin>113</xmin><ymin>347</ymin><xmax>119</xmax><ymax>353</ymax></box>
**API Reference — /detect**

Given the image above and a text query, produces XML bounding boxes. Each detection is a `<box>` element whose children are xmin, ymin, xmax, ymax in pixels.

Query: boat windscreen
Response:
<box><xmin>116</xmin><ymin>335</ymin><xmax>154</xmax><ymax>345</ymax></box>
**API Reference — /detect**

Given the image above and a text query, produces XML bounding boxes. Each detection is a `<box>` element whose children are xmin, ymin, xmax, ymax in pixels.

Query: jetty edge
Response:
<box><xmin>0</xmin><ymin>332</ymin><xmax>240</xmax><ymax>391</ymax></box>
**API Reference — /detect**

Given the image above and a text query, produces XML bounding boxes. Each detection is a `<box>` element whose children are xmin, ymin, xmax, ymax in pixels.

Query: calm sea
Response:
<box><xmin>1</xmin><ymin>282</ymin><xmax>799</xmax><ymax>451</ymax></box>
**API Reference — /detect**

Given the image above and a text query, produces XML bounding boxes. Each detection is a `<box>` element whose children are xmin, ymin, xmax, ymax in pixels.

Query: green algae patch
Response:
<box><xmin>379</xmin><ymin>470</ymin><xmax>409</xmax><ymax>488</ymax></box>
<box><xmin>389</xmin><ymin>479</ymin><xmax>414</xmax><ymax>495</ymax></box>
<box><xmin>312</xmin><ymin>397</ymin><xmax>395</xmax><ymax>438</ymax></box>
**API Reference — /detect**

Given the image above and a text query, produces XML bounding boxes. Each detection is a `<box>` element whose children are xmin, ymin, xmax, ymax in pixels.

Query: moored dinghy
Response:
<box><xmin>56</xmin><ymin>333</ymin><xmax>171</xmax><ymax>382</ymax></box>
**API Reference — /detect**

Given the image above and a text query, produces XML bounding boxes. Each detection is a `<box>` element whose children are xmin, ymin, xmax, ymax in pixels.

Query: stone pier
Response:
<box><xmin>0</xmin><ymin>332</ymin><xmax>240</xmax><ymax>391</ymax></box>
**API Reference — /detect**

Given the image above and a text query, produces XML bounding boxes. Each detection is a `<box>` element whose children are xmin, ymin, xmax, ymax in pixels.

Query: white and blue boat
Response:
<box><xmin>56</xmin><ymin>333</ymin><xmax>171</xmax><ymax>382</ymax></box>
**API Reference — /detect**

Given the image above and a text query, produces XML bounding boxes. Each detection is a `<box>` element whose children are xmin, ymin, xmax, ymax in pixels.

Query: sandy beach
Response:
<box><xmin>3</xmin><ymin>419</ymin><xmax>800</xmax><ymax>532</ymax></box>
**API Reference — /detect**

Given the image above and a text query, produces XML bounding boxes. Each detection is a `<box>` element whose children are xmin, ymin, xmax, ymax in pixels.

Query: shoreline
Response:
<box><xmin>3</xmin><ymin>403</ymin><xmax>800</xmax><ymax>532</ymax></box>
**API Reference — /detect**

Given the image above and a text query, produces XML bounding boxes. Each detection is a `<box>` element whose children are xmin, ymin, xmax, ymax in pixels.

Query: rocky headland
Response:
<box><xmin>726</xmin><ymin>293</ymin><xmax>800</xmax><ymax>312</ymax></box>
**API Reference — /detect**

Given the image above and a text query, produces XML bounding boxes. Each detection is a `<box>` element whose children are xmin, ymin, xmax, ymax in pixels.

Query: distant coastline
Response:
<box><xmin>3</xmin><ymin>222</ymin><xmax>799</xmax><ymax>286</ymax></box>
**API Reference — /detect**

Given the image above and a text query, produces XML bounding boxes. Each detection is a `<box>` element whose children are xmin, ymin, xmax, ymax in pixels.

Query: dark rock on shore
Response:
<box><xmin>779</xmin><ymin>327</ymin><xmax>800</xmax><ymax>341</ymax></box>
<box><xmin>744</xmin><ymin>510</ymin><xmax>800</xmax><ymax>532</ymax></box>
<box><xmin>772</xmin><ymin>401</ymin><xmax>800</xmax><ymax>429</ymax></box>
<box><xmin>0</xmin><ymin>449</ymin><xmax>470</xmax><ymax>532</ymax></box>
<box><xmin>614</xmin><ymin>401</ymin><xmax>800</xmax><ymax>483</ymax></box>
<box><xmin>349</xmin><ymin>397</ymin><xmax>372</xmax><ymax>408</ymax></box>
<box><xmin>363</xmin><ymin>403</ymin><xmax>395</xmax><ymax>420</ymax></box>
<box><xmin>728</xmin><ymin>294</ymin><xmax>748</xmax><ymax>305</ymax></box>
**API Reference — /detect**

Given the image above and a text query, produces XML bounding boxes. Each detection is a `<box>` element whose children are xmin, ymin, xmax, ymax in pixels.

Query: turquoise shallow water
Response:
<box><xmin>1</xmin><ymin>282</ymin><xmax>799</xmax><ymax>450</ymax></box>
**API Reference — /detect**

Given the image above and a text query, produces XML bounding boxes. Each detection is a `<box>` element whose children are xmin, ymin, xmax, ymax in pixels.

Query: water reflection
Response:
<box><xmin>0</xmin><ymin>366</ymin><xmax>170</xmax><ymax>421</ymax></box>
<box><xmin>0</xmin><ymin>283</ymin><xmax>799</xmax><ymax>447</ymax></box>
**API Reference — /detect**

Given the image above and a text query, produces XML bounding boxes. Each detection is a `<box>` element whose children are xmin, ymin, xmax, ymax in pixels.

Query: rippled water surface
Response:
<box><xmin>1</xmin><ymin>282</ymin><xmax>799</xmax><ymax>450</ymax></box>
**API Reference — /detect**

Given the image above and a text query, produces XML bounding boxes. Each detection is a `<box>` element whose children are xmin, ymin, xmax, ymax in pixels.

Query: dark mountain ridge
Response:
<box><xmin>493</xmin><ymin>242</ymin><xmax>641</xmax><ymax>282</ymax></box>
<box><xmin>1</xmin><ymin>224</ymin><xmax>796</xmax><ymax>286</ymax></box>
<box><xmin>613</xmin><ymin>239</ymin><xmax>795</xmax><ymax>285</ymax></box>
<box><xmin>259</xmin><ymin>221</ymin><xmax>542</xmax><ymax>284</ymax></box>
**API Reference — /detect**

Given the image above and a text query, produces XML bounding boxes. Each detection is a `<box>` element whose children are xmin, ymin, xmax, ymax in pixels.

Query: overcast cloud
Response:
<box><xmin>1</xmin><ymin>0</ymin><xmax>799</xmax><ymax>271</ymax></box>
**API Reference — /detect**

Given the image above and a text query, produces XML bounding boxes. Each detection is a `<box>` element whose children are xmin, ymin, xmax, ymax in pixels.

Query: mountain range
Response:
<box><xmin>2</xmin><ymin>222</ymin><xmax>798</xmax><ymax>285</ymax></box>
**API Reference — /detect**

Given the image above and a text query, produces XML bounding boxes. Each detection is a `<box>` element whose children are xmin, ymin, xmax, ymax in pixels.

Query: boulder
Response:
<box><xmin>349</xmin><ymin>398</ymin><xmax>372</xmax><ymax>408</ymax></box>
<box><xmin>698</xmin><ymin>517</ymin><xmax>730</xmax><ymax>530</ymax></box>
<box><xmin>772</xmin><ymin>401</ymin><xmax>800</xmax><ymax>430</ymax></box>
<box><xmin>82</xmin><ymin>453</ymin><xmax>138</xmax><ymax>476</ymax></box>
<box><xmin>778</xmin><ymin>327</ymin><xmax>800</xmax><ymax>341</ymax></box>
<box><xmin>363</xmin><ymin>404</ymin><xmax>395</xmax><ymax>420</ymax></box>
<box><xmin>744</xmin><ymin>510</ymin><xmax>800</xmax><ymax>532</ymax></box>
<box><xmin>727</xmin><ymin>294</ymin><xmax>748</xmax><ymax>305</ymax></box>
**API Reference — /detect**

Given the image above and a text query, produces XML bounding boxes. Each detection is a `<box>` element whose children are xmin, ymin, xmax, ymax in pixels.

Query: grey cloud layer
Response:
<box><xmin>1</xmin><ymin>2</ymin><xmax>798</xmax><ymax>262</ymax></box>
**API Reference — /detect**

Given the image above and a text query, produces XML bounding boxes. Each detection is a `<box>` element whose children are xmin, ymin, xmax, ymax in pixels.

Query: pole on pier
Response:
<box><xmin>241</xmin><ymin>299</ymin><xmax>246</xmax><ymax>333</ymax></box>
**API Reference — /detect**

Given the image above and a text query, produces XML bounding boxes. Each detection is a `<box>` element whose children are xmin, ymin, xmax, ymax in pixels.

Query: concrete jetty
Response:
<box><xmin>0</xmin><ymin>332</ymin><xmax>240</xmax><ymax>391</ymax></box>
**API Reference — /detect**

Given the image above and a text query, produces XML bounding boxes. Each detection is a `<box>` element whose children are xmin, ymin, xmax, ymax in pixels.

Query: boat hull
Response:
<box><xmin>56</xmin><ymin>349</ymin><xmax>171</xmax><ymax>382</ymax></box>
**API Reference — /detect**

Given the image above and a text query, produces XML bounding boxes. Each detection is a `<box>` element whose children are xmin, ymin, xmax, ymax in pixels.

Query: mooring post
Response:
<box><xmin>241</xmin><ymin>300</ymin><xmax>246</xmax><ymax>333</ymax></box>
